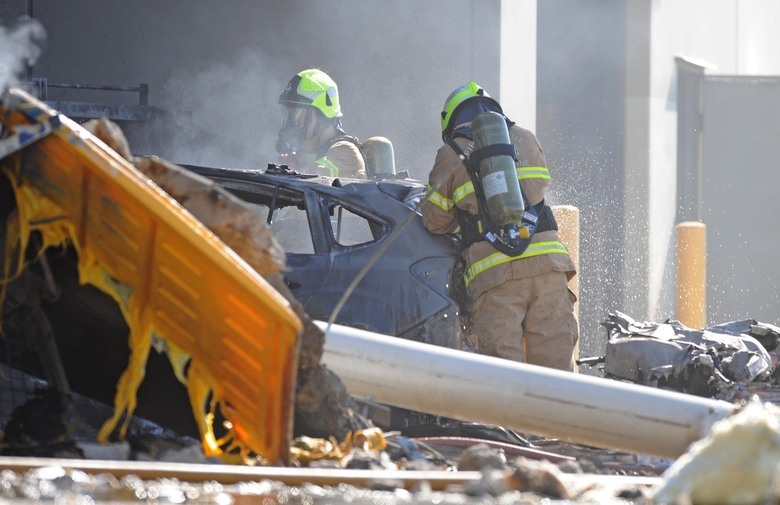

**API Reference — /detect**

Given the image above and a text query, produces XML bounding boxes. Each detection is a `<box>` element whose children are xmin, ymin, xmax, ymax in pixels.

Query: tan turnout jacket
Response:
<box><xmin>300</xmin><ymin>140</ymin><xmax>365</xmax><ymax>179</ymax></box>
<box><xmin>421</xmin><ymin>124</ymin><xmax>576</xmax><ymax>300</ymax></box>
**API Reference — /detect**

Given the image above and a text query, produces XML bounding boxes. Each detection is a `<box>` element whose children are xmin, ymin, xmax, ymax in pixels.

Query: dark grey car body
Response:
<box><xmin>184</xmin><ymin>164</ymin><xmax>463</xmax><ymax>349</ymax></box>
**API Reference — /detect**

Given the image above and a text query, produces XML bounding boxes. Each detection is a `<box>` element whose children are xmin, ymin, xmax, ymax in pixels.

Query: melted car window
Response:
<box><xmin>330</xmin><ymin>205</ymin><xmax>380</xmax><ymax>247</ymax></box>
<box><xmin>269</xmin><ymin>205</ymin><xmax>314</xmax><ymax>254</ymax></box>
<box><xmin>217</xmin><ymin>179</ymin><xmax>314</xmax><ymax>254</ymax></box>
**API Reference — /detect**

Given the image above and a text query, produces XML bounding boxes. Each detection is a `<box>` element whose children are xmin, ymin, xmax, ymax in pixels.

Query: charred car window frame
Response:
<box><xmin>322</xmin><ymin>197</ymin><xmax>388</xmax><ymax>249</ymax></box>
<box><xmin>212</xmin><ymin>178</ymin><xmax>318</xmax><ymax>254</ymax></box>
<box><xmin>180</xmin><ymin>164</ymin><xmax>463</xmax><ymax>349</ymax></box>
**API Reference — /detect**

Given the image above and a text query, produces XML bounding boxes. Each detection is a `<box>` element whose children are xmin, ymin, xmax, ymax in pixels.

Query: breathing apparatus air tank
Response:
<box><xmin>362</xmin><ymin>136</ymin><xmax>396</xmax><ymax>179</ymax></box>
<box><xmin>471</xmin><ymin>111</ymin><xmax>525</xmax><ymax>227</ymax></box>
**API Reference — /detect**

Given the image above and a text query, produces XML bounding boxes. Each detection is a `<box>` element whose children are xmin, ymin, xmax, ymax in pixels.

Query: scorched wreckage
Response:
<box><xmin>0</xmin><ymin>87</ymin><xmax>468</xmax><ymax>457</ymax></box>
<box><xmin>5</xmin><ymin>86</ymin><xmax>780</xmax><ymax>504</ymax></box>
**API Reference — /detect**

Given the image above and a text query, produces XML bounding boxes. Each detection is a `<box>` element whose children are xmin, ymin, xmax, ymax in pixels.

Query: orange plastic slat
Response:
<box><xmin>0</xmin><ymin>89</ymin><xmax>301</xmax><ymax>463</ymax></box>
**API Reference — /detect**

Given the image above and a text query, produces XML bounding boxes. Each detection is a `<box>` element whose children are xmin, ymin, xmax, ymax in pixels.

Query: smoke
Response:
<box><xmin>156</xmin><ymin>49</ymin><xmax>283</xmax><ymax>169</ymax></box>
<box><xmin>0</xmin><ymin>17</ymin><xmax>46</xmax><ymax>91</ymax></box>
<box><xmin>536</xmin><ymin>1</ymin><xmax>627</xmax><ymax>362</ymax></box>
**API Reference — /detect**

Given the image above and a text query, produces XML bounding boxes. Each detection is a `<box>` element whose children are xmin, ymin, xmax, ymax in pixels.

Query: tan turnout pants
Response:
<box><xmin>470</xmin><ymin>270</ymin><xmax>579</xmax><ymax>371</ymax></box>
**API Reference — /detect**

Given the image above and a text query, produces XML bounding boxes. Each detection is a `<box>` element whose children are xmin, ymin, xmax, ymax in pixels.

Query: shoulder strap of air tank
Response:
<box><xmin>445</xmin><ymin>137</ymin><xmax>470</xmax><ymax>168</ymax></box>
<box><xmin>445</xmin><ymin>137</ymin><xmax>536</xmax><ymax>257</ymax></box>
<box><xmin>470</xmin><ymin>143</ymin><xmax>518</xmax><ymax>166</ymax></box>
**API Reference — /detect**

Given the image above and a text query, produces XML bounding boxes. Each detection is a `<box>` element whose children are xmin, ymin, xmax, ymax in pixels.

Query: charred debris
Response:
<box><xmin>5</xmin><ymin>88</ymin><xmax>780</xmax><ymax>505</ymax></box>
<box><xmin>582</xmin><ymin>311</ymin><xmax>780</xmax><ymax>402</ymax></box>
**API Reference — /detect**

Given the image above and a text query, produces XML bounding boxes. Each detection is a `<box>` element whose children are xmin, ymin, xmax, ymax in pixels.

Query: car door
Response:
<box><xmin>266</xmin><ymin>188</ymin><xmax>331</xmax><ymax>309</ymax></box>
<box><xmin>209</xmin><ymin>177</ymin><xmax>332</xmax><ymax>308</ymax></box>
<box><xmin>304</xmin><ymin>195</ymin><xmax>399</xmax><ymax>333</ymax></box>
<box><xmin>312</xmin><ymin>189</ymin><xmax>462</xmax><ymax>343</ymax></box>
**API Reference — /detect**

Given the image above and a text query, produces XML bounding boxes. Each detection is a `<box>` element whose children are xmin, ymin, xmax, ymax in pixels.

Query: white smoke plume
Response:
<box><xmin>157</xmin><ymin>49</ymin><xmax>281</xmax><ymax>169</ymax></box>
<box><xmin>0</xmin><ymin>16</ymin><xmax>46</xmax><ymax>92</ymax></box>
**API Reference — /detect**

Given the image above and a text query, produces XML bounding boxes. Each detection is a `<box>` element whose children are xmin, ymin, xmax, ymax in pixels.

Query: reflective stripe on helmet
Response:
<box><xmin>463</xmin><ymin>240</ymin><xmax>569</xmax><ymax>287</ymax></box>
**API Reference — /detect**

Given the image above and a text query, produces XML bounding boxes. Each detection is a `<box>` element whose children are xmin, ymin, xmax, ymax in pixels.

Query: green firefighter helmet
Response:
<box><xmin>279</xmin><ymin>69</ymin><xmax>343</xmax><ymax>118</ymax></box>
<box><xmin>440</xmin><ymin>81</ymin><xmax>502</xmax><ymax>139</ymax></box>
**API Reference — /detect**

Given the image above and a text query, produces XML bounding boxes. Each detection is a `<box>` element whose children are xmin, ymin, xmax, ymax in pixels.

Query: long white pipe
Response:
<box><xmin>317</xmin><ymin>321</ymin><xmax>736</xmax><ymax>459</ymax></box>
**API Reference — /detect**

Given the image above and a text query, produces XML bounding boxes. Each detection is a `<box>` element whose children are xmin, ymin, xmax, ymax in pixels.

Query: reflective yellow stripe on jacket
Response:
<box><xmin>451</xmin><ymin>165</ymin><xmax>550</xmax><ymax>205</ymax></box>
<box><xmin>427</xmin><ymin>185</ymin><xmax>454</xmax><ymax>211</ymax></box>
<box><xmin>464</xmin><ymin>240</ymin><xmax>569</xmax><ymax>287</ymax></box>
<box><xmin>518</xmin><ymin>165</ymin><xmax>550</xmax><ymax>180</ymax></box>
<box><xmin>316</xmin><ymin>156</ymin><xmax>340</xmax><ymax>177</ymax></box>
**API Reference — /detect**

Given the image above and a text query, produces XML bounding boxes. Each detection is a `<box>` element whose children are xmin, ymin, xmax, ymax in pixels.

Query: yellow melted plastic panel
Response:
<box><xmin>0</xmin><ymin>88</ymin><xmax>302</xmax><ymax>464</ymax></box>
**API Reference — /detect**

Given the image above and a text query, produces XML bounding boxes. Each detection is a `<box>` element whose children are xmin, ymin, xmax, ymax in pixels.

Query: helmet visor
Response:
<box><xmin>281</xmin><ymin>105</ymin><xmax>309</xmax><ymax>129</ymax></box>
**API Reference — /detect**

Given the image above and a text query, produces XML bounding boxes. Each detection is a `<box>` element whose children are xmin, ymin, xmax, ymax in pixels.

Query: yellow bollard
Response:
<box><xmin>552</xmin><ymin>205</ymin><xmax>580</xmax><ymax>306</ymax></box>
<box><xmin>676</xmin><ymin>221</ymin><xmax>707</xmax><ymax>329</ymax></box>
<box><xmin>552</xmin><ymin>205</ymin><xmax>580</xmax><ymax>371</ymax></box>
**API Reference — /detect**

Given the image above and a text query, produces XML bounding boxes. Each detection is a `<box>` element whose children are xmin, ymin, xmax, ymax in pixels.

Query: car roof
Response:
<box><xmin>180</xmin><ymin>164</ymin><xmax>427</xmax><ymax>204</ymax></box>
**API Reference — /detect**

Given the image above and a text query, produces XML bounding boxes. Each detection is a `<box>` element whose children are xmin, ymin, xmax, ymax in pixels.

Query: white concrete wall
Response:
<box><xmin>736</xmin><ymin>0</ymin><xmax>780</xmax><ymax>74</ymax></box>
<box><xmin>23</xmin><ymin>0</ymin><xmax>503</xmax><ymax>179</ymax></box>
<box><xmin>624</xmin><ymin>0</ymin><xmax>780</xmax><ymax>320</ymax></box>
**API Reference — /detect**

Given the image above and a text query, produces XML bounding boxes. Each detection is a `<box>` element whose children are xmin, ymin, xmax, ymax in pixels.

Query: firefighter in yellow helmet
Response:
<box><xmin>276</xmin><ymin>69</ymin><xmax>366</xmax><ymax>179</ymax></box>
<box><xmin>421</xmin><ymin>82</ymin><xmax>579</xmax><ymax>372</ymax></box>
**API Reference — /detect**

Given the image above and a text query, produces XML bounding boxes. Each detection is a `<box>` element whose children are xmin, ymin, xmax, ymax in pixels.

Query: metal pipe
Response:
<box><xmin>0</xmin><ymin>456</ymin><xmax>482</xmax><ymax>490</ymax></box>
<box><xmin>0</xmin><ymin>455</ymin><xmax>662</xmax><ymax>490</ymax></box>
<box><xmin>27</xmin><ymin>82</ymin><xmax>150</xmax><ymax>105</ymax></box>
<box><xmin>37</xmin><ymin>82</ymin><xmax>146</xmax><ymax>92</ymax></box>
<box><xmin>318</xmin><ymin>321</ymin><xmax>735</xmax><ymax>459</ymax></box>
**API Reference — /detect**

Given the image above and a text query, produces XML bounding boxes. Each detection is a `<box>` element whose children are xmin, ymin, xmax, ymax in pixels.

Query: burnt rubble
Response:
<box><xmin>591</xmin><ymin>311</ymin><xmax>780</xmax><ymax>400</ymax></box>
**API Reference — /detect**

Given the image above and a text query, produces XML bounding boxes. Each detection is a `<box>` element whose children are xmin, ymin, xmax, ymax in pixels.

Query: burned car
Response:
<box><xmin>182</xmin><ymin>163</ymin><xmax>464</xmax><ymax>350</ymax></box>
<box><xmin>0</xmin><ymin>88</ymin><xmax>467</xmax><ymax>448</ymax></box>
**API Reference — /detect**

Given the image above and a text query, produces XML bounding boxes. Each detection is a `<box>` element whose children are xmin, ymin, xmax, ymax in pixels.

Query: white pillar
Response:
<box><xmin>623</xmin><ymin>0</ymin><xmax>652</xmax><ymax>319</ymax></box>
<box><xmin>500</xmin><ymin>0</ymin><xmax>537</xmax><ymax>128</ymax></box>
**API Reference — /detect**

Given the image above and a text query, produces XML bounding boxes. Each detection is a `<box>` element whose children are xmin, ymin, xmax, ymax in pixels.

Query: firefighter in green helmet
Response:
<box><xmin>276</xmin><ymin>69</ymin><xmax>366</xmax><ymax>179</ymax></box>
<box><xmin>421</xmin><ymin>81</ymin><xmax>579</xmax><ymax>372</ymax></box>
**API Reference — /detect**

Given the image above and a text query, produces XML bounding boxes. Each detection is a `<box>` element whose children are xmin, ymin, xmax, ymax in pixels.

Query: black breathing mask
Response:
<box><xmin>276</xmin><ymin>105</ymin><xmax>310</xmax><ymax>155</ymax></box>
<box><xmin>276</xmin><ymin>124</ymin><xmax>304</xmax><ymax>155</ymax></box>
